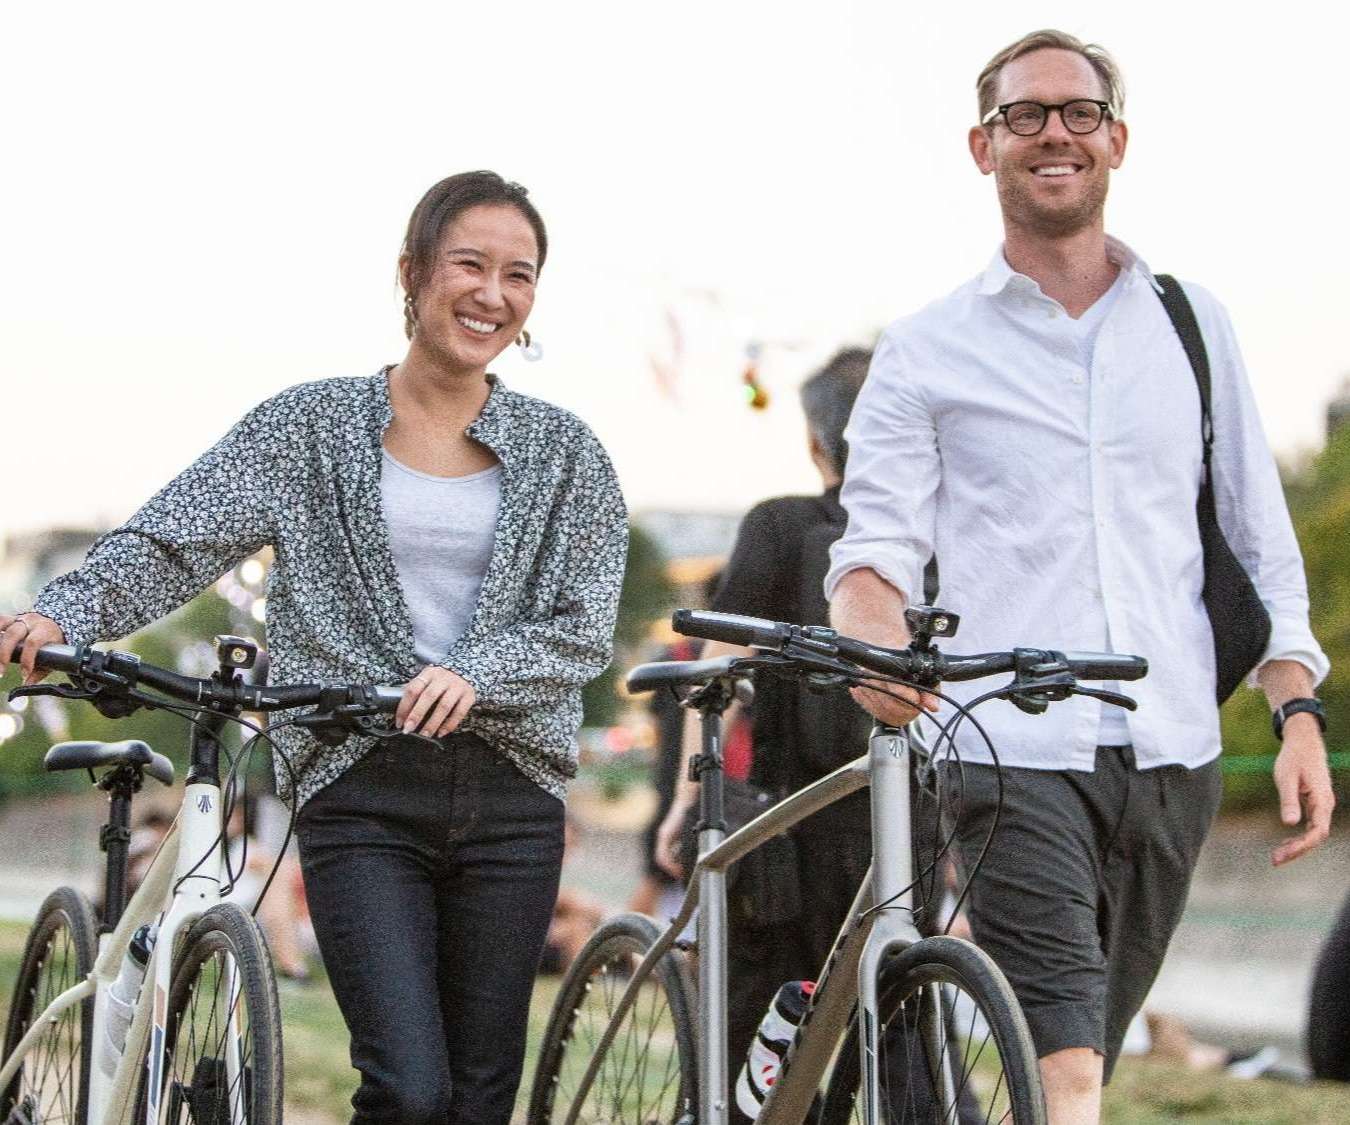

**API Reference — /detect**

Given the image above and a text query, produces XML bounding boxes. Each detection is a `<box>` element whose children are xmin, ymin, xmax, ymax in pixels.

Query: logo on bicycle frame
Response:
<box><xmin>196</xmin><ymin>793</ymin><xmax>212</xmax><ymax>814</ymax></box>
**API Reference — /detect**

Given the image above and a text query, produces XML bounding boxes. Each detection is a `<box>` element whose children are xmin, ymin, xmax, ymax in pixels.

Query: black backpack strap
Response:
<box><xmin>1154</xmin><ymin>273</ymin><xmax>1214</xmax><ymax>466</ymax></box>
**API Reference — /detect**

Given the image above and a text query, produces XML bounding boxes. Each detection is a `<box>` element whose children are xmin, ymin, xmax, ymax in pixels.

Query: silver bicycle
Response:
<box><xmin>528</xmin><ymin>605</ymin><xmax>1146</xmax><ymax>1124</ymax></box>
<box><xmin>0</xmin><ymin>636</ymin><xmax>403</xmax><ymax>1124</ymax></box>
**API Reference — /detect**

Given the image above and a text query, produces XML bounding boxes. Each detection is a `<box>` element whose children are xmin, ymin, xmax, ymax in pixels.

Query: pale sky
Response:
<box><xmin>3</xmin><ymin>1</ymin><xmax>1348</xmax><ymax>535</ymax></box>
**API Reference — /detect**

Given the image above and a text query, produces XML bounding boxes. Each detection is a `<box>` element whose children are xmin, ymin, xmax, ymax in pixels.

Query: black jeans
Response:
<box><xmin>296</xmin><ymin>734</ymin><xmax>565</xmax><ymax>1125</ymax></box>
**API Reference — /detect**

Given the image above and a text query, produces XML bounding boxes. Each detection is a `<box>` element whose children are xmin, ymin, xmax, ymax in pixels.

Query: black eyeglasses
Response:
<box><xmin>981</xmin><ymin>100</ymin><xmax>1112</xmax><ymax>137</ymax></box>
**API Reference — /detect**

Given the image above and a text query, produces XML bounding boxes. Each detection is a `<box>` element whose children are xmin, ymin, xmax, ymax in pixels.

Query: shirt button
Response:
<box><xmin>1048</xmin><ymin>308</ymin><xmax>1059</xmax><ymax>319</ymax></box>
<box><xmin>1071</xmin><ymin>373</ymin><xmax>1085</xmax><ymax>385</ymax></box>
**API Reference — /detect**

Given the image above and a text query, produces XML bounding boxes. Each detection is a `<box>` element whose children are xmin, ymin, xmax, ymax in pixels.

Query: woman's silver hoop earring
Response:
<box><xmin>517</xmin><ymin>330</ymin><xmax>544</xmax><ymax>363</ymax></box>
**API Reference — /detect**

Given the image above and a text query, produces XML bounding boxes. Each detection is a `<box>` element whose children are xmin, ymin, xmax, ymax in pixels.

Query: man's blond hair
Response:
<box><xmin>976</xmin><ymin>29</ymin><xmax>1125</xmax><ymax>123</ymax></box>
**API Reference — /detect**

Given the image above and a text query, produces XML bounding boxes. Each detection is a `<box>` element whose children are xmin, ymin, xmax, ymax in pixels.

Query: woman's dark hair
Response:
<box><xmin>400</xmin><ymin>170</ymin><xmax>548</xmax><ymax>339</ymax></box>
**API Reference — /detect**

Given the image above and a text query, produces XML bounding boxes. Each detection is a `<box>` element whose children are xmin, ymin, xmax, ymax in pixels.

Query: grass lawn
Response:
<box><xmin>5</xmin><ymin>918</ymin><xmax>1350</xmax><ymax>1122</ymax></box>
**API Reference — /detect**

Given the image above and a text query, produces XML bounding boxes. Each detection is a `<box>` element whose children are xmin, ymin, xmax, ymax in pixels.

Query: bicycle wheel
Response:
<box><xmin>136</xmin><ymin>903</ymin><xmax>282</xmax><ymax>1124</ymax></box>
<box><xmin>819</xmin><ymin>936</ymin><xmax>1045</xmax><ymax>1125</ymax></box>
<box><xmin>528</xmin><ymin>912</ymin><xmax>698</xmax><ymax>1124</ymax></box>
<box><xmin>1</xmin><ymin>886</ymin><xmax>97</xmax><ymax>1125</ymax></box>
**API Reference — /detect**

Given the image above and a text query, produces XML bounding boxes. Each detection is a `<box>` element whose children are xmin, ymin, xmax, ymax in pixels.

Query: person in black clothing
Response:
<box><xmin>655</xmin><ymin>346</ymin><xmax>874</xmax><ymax>1119</ymax></box>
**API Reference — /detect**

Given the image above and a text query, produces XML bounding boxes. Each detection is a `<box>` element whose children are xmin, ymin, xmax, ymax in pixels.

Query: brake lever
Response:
<box><xmin>362</xmin><ymin>722</ymin><xmax>441</xmax><ymax>748</ymax></box>
<box><xmin>9</xmin><ymin>680</ymin><xmax>147</xmax><ymax>719</ymax></box>
<box><xmin>9</xmin><ymin>683</ymin><xmax>98</xmax><ymax>703</ymax></box>
<box><xmin>1073</xmin><ymin>685</ymin><xmax>1138</xmax><ymax>712</ymax></box>
<box><xmin>293</xmin><ymin>706</ymin><xmax>441</xmax><ymax>748</ymax></box>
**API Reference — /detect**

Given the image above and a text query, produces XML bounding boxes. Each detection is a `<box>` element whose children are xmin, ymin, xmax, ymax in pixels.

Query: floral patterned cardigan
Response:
<box><xmin>34</xmin><ymin>370</ymin><xmax>629</xmax><ymax>807</ymax></box>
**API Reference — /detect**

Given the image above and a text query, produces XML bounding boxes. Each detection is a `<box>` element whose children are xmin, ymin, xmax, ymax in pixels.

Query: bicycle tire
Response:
<box><xmin>528</xmin><ymin>911</ymin><xmax>698</xmax><ymax>1124</ymax></box>
<box><xmin>135</xmin><ymin>902</ymin><xmax>282</xmax><ymax>1125</ymax></box>
<box><xmin>819</xmin><ymin>935</ymin><xmax>1045</xmax><ymax>1125</ymax></box>
<box><xmin>1</xmin><ymin>886</ymin><xmax>97</xmax><ymax>1125</ymax></box>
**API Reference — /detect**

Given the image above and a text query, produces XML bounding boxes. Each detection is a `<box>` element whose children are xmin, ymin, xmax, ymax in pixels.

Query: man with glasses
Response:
<box><xmin>827</xmin><ymin>29</ymin><xmax>1332</xmax><ymax>1124</ymax></box>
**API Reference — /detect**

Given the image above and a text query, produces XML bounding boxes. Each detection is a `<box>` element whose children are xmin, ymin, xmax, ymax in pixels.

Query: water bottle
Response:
<box><xmin>734</xmin><ymin>980</ymin><xmax>814</xmax><ymax>1119</ymax></box>
<box><xmin>96</xmin><ymin>922</ymin><xmax>156</xmax><ymax>1079</ymax></box>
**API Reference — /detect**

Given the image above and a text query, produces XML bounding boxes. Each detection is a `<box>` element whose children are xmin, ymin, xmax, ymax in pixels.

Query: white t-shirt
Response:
<box><xmin>380</xmin><ymin>450</ymin><xmax>502</xmax><ymax>666</ymax></box>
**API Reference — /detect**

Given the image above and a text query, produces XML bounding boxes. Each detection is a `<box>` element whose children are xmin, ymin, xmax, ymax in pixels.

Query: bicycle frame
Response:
<box><xmin>0</xmin><ymin>738</ymin><xmax>238</xmax><ymax>1125</ymax></box>
<box><xmin>561</xmin><ymin>721</ymin><xmax>936</xmax><ymax>1125</ymax></box>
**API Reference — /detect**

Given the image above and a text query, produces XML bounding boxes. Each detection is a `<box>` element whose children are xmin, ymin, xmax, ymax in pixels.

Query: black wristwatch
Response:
<box><xmin>1272</xmin><ymin>698</ymin><xmax>1326</xmax><ymax>741</ymax></box>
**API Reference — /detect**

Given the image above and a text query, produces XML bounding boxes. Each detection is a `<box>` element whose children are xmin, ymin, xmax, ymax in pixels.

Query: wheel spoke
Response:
<box><xmin>528</xmin><ymin>919</ymin><xmax>695</xmax><ymax>1123</ymax></box>
<box><xmin>823</xmin><ymin>941</ymin><xmax>1043</xmax><ymax>1125</ymax></box>
<box><xmin>3</xmin><ymin>894</ymin><xmax>94</xmax><ymax>1125</ymax></box>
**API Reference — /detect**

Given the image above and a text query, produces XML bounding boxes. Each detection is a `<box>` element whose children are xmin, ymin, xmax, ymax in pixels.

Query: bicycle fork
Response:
<box><xmin>856</xmin><ymin>727</ymin><xmax>957</xmax><ymax>1123</ymax></box>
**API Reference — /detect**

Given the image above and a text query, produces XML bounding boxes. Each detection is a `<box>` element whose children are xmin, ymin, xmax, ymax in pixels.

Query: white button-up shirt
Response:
<box><xmin>825</xmin><ymin>238</ymin><xmax>1328</xmax><ymax>771</ymax></box>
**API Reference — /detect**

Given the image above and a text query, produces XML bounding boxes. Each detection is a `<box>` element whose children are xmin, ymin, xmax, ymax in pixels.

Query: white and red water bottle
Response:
<box><xmin>735</xmin><ymin>980</ymin><xmax>815</xmax><ymax>1119</ymax></box>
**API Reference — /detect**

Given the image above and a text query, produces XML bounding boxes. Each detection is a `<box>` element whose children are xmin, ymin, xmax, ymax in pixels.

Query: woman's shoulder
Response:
<box><xmin>233</xmin><ymin>374</ymin><xmax>386</xmax><ymax>447</ymax></box>
<box><xmin>254</xmin><ymin>373</ymin><xmax>385</xmax><ymax>418</ymax></box>
<box><xmin>492</xmin><ymin>383</ymin><xmax>608</xmax><ymax>457</ymax></box>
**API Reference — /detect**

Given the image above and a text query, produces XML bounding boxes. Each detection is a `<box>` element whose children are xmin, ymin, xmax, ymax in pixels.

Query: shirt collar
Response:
<box><xmin>976</xmin><ymin>235</ymin><xmax>1164</xmax><ymax>298</ymax></box>
<box><xmin>374</xmin><ymin>367</ymin><xmax>515</xmax><ymax>453</ymax></box>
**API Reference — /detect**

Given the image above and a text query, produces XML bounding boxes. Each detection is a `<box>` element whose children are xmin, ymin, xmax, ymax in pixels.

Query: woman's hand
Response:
<box><xmin>395</xmin><ymin>666</ymin><xmax>478</xmax><ymax>738</ymax></box>
<box><xmin>654</xmin><ymin>794</ymin><xmax>693</xmax><ymax>879</ymax></box>
<box><xmin>0</xmin><ymin>613</ymin><xmax>65</xmax><ymax>685</ymax></box>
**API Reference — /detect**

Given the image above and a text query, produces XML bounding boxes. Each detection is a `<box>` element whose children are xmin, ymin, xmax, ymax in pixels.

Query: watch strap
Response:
<box><xmin>1273</xmin><ymin>697</ymin><xmax>1326</xmax><ymax>740</ymax></box>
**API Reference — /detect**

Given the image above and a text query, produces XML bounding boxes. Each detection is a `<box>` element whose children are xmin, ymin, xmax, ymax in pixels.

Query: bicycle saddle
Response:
<box><xmin>625</xmin><ymin>655</ymin><xmax>748</xmax><ymax>694</ymax></box>
<box><xmin>43</xmin><ymin>740</ymin><xmax>175</xmax><ymax>786</ymax></box>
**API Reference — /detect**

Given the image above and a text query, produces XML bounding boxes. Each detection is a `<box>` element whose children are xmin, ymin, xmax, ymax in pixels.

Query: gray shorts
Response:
<box><xmin>939</xmin><ymin>746</ymin><xmax>1222</xmax><ymax>1077</ymax></box>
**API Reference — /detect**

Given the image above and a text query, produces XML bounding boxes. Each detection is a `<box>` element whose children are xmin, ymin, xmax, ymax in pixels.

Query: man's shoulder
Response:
<box><xmin>878</xmin><ymin>274</ymin><xmax>988</xmax><ymax>354</ymax></box>
<box><xmin>1170</xmin><ymin>277</ymin><xmax>1228</xmax><ymax>323</ymax></box>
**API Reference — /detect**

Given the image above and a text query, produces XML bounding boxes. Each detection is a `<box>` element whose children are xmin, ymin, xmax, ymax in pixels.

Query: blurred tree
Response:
<box><xmin>580</xmin><ymin>522</ymin><xmax>677</xmax><ymax>727</ymax></box>
<box><xmin>1220</xmin><ymin>424</ymin><xmax>1350</xmax><ymax>810</ymax></box>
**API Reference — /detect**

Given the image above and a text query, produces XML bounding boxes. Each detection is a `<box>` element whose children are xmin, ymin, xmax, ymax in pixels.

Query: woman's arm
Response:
<box><xmin>439</xmin><ymin>434</ymin><xmax>628</xmax><ymax>709</ymax></box>
<box><xmin>31</xmin><ymin>398</ymin><xmax>283</xmax><ymax>646</ymax></box>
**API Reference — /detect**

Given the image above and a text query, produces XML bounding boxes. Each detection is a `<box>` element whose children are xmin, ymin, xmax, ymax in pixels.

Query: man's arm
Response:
<box><xmin>1197</xmin><ymin>286</ymin><xmax>1333</xmax><ymax>864</ymax></box>
<box><xmin>1260</xmin><ymin>658</ymin><xmax>1333</xmax><ymax>866</ymax></box>
<box><xmin>830</xmin><ymin>568</ymin><xmax>939</xmax><ymax>727</ymax></box>
<box><xmin>824</xmin><ymin>331</ymin><xmax>942</xmax><ymax>728</ymax></box>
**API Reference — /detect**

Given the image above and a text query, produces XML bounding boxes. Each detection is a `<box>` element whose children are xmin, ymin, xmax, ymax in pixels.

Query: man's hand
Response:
<box><xmin>395</xmin><ymin>666</ymin><xmax>477</xmax><ymax>738</ymax></box>
<box><xmin>831</xmin><ymin>568</ymin><xmax>938</xmax><ymax>726</ymax></box>
<box><xmin>1271</xmin><ymin>716</ymin><xmax>1334</xmax><ymax>866</ymax></box>
<box><xmin>849</xmin><ymin>680</ymin><xmax>941</xmax><ymax>728</ymax></box>
<box><xmin>654</xmin><ymin>795</ymin><xmax>692</xmax><ymax>879</ymax></box>
<box><xmin>0</xmin><ymin>613</ymin><xmax>65</xmax><ymax>685</ymax></box>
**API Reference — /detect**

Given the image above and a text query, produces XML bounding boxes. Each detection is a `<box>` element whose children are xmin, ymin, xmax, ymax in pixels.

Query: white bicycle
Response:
<box><xmin>0</xmin><ymin>635</ymin><xmax>403</xmax><ymax>1124</ymax></box>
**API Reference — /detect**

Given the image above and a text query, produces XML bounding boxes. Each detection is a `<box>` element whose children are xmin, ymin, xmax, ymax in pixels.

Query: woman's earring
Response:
<box><xmin>516</xmin><ymin>329</ymin><xmax>544</xmax><ymax>362</ymax></box>
<box><xmin>403</xmin><ymin>293</ymin><xmax>418</xmax><ymax>334</ymax></box>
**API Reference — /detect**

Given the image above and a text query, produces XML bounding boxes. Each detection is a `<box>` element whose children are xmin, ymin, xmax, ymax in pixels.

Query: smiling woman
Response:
<box><xmin>0</xmin><ymin>169</ymin><xmax>629</xmax><ymax>1125</ymax></box>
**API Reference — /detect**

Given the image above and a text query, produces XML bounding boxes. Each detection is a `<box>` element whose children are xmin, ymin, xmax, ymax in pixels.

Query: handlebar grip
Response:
<box><xmin>1061</xmin><ymin>652</ymin><xmax>1149</xmax><ymax>682</ymax></box>
<box><xmin>25</xmin><ymin>644</ymin><xmax>83</xmax><ymax>674</ymax></box>
<box><xmin>372</xmin><ymin>686</ymin><xmax>404</xmax><ymax>713</ymax></box>
<box><xmin>672</xmin><ymin>609</ymin><xmax>791</xmax><ymax>649</ymax></box>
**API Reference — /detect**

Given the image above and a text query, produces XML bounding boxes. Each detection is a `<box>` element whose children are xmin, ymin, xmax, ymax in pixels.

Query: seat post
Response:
<box><xmin>97</xmin><ymin>764</ymin><xmax>142</xmax><ymax>932</ymax></box>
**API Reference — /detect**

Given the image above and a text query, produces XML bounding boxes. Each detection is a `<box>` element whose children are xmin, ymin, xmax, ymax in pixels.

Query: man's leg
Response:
<box><xmin>942</xmin><ymin>756</ymin><xmax>1127</xmax><ymax>1125</ymax></box>
<box><xmin>1098</xmin><ymin>753</ymin><xmax>1223</xmax><ymax>1077</ymax></box>
<box><xmin>1039</xmin><ymin>1049</ymin><xmax>1103</xmax><ymax>1123</ymax></box>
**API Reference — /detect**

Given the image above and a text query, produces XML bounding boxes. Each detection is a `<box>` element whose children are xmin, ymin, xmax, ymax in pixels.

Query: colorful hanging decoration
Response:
<box><xmin>742</xmin><ymin>340</ymin><xmax>770</xmax><ymax>410</ymax></box>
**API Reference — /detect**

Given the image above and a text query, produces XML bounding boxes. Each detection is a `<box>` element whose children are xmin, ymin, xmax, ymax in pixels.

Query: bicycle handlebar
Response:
<box><xmin>671</xmin><ymin>609</ymin><xmax>1148</xmax><ymax>684</ymax></box>
<box><xmin>10</xmin><ymin>642</ymin><xmax>404</xmax><ymax>714</ymax></box>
